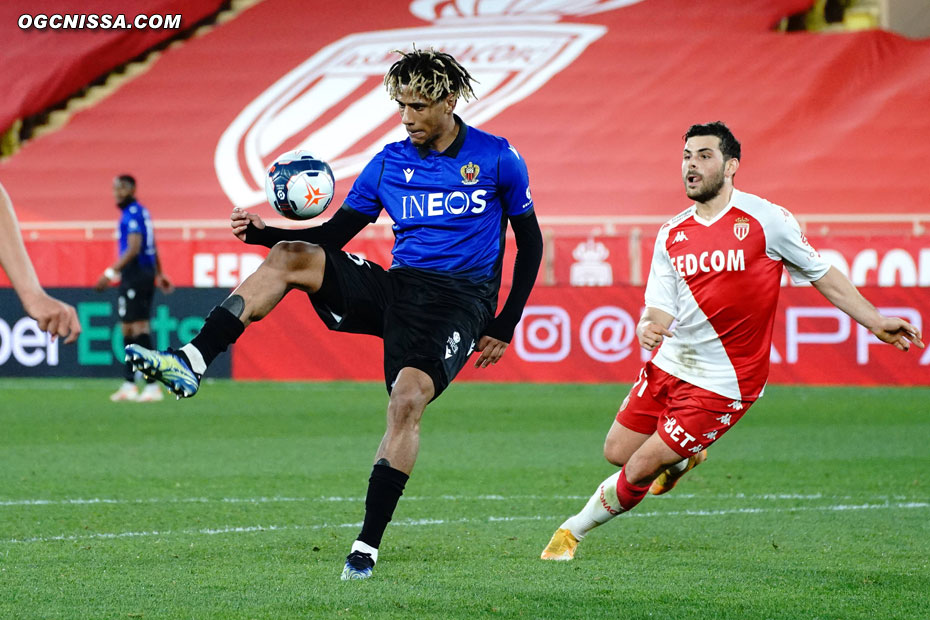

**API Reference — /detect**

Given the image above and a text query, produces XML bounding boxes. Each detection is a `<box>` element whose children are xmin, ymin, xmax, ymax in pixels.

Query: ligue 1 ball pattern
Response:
<box><xmin>264</xmin><ymin>150</ymin><xmax>335</xmax><ymax>219</ymax></box>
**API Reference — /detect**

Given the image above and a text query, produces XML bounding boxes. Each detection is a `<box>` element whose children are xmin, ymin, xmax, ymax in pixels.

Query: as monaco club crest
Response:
<box><xmin>215</xmin><ymin>0</ymin><xmax>643</xmax><ymax>208</ymax></box>
<box><xmin>733</xmin><ymin>216</ymin><xmax>750</xmax><ymax>241</ymax></box>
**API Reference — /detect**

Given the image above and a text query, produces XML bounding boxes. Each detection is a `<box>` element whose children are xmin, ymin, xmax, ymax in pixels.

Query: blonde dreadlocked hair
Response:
<box><xmin>384</xmin><ymin>47</ymin><xmax>477</xmax><ymax>103</ymax></box>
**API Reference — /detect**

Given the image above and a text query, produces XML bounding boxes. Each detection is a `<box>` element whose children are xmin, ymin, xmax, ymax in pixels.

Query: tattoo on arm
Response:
<box><xmin>220</xmin><ymin>294</ymin><xmax>246</xmax><ymax>318</ymax></box>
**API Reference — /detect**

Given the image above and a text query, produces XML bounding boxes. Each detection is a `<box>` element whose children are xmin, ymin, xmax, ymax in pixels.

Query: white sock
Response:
<box><xmin>180</xmin><ymin>344</ymin><xmax>207</xmax><ymax>375</ymax></box>
<box><xmin>560</xmin><ymin>470</ymin><xmax>624</xmax><ymax>541</ymax></box>
<box><xmin>351</xmin><ymin>540</ymin><xmax>378</xmax><ymax>564</ymax></box>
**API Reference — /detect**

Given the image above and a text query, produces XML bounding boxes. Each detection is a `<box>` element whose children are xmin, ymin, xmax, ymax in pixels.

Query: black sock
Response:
<box><xmin>358</xmin><ymin>463</ymin><xmax>409</xmax><ymax>549</ymax></box>
<box><xmin>188</xmin><ymin>306</ymin><xmax>245</xmax><ymax>370</ymax></box>
<box><xmin>122</xmin><ymin>335</ymin><xmax>138</xmax><ymax>382</ymax></box>
<box><xmin>134</xmin><ymin>333</ymin><xmax>157</xmax><ymax>383</ymax></box>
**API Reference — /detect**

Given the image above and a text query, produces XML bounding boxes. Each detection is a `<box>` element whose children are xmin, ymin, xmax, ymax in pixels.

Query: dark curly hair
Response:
<box><xmin>384</xmin><ymin>46</ymin><xmax>478</xmax><ymax>103</ymax></box>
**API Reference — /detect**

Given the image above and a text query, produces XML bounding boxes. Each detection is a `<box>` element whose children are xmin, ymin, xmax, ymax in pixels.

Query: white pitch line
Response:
<box><xmin>2</xmin><ymin>501</ymin><xmax>927</xmax><ymax>545</ymax></box>
<box><xmin>1</xmin><ymin>492</ymin><xmax>922</xmax><ymax>508</ymax></box>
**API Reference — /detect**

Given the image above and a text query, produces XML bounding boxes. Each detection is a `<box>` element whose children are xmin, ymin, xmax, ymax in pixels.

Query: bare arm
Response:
<box><xmin>811</xmin><ymin>266</ymin><xmax>924</xmax><ymax>352</ymax></box>
<box><xmin>637</xmin><ymin>306</ymin><xmax>675</xmax><ymax>351</ymax></box>
<box><xmin>153</xmin><ymin>250</ymin><xmax>174</xmax><ymax>293</ymax></box>
<box><xmin>0</xmin><ymin>182</ymin><xmax>81</xmax><ymax>343</ymax></box>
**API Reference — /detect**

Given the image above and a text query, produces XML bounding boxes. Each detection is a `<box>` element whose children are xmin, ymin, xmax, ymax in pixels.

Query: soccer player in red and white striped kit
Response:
<box><xmin>541</xmin><ymin>121</ymin><xmax>924</xmax><ymax>560</ymax></box>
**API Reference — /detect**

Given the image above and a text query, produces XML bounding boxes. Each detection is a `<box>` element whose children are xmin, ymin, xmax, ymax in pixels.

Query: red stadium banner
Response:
<box><xmin>8</xmin><ymin>233</ymin><xmax>929</xmax><ymax>289</ymax></box>
<box><xmin>3</xmin><ymin>0</ymin><xmax>930</xmax><ymax>226</ymax></box>
<box><xmin>808</xmin><ymin>235</ymin><xmax>930</xmax><ymax>287</ymax></box>
<box><xmin>233</xmin><ymin>285</ymin><xmax>929</xmax><ymax>387</ymax></box>
<box><xmin>554</xmin><ymin>232</ymin><xmax>930</xmax><ymax>287</ymax></box>
<box><xmin>4</xmin><ymin>234</ymin><xmax>926</xmax><ymax>385</ymax></box>
<box><xmin>2</xmin><ymin>236</ymin><xmax>397</xmax><ymax>288</ymax></box>
<box><xmin>0</xmin><ymin>0</ymin><xmax>225</xmax><ymax>135</ymax></box>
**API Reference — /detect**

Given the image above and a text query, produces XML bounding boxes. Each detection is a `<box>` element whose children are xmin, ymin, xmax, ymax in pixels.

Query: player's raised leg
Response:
<box><xmin>342</xmin><ymin>367</ymin><xmax>433</xmax><ymax>580</ymax></box>
<box><xmin>127</xmin><ymin>241</ymin><xmax>327</xmax><ymax>398</ymax></box>
<box><xmin>542</xmin><ymin>423</ymin><xmax>644</xmax><ymax>560</ymax></box>
<box><xmin>542</xmin><ymin>426</ymin><xmax>679</xmax><ymax>560</ymax></box>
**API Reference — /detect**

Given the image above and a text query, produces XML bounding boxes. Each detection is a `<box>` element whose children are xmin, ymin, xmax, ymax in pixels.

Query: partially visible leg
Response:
<box><xmin>125</xmin><ymin>320</ymin><xmax>165</xmax><ymax>402</ymax></box>
<box><xmin>543</xmin><ymin>365</ymin><xmax>751</xmax><ymax>561</ymax></box>
<box><xmin>121</xmin><ymin>322</ymin><xmax>141</xmax><ymax>382</ymax></box>
<box><xmin>224</xmin><ymin>241</ymin><xmax>327</xmax><ymax>327</ymax></box>
<box><xmin>618</xmin><ymin>432</ymin><xmax>686</xmax><ymax>487</ymax></box>
<box><xmin>650</xmin><ymin>449</ymin><xmax>708</xmax><ymax>496</ymax></box>
<box><xmin>128</xmin><ymin>242</ymin><xmax>327</xmax><ymax>396</ymax></box>
<box><xmin>541</xmin><ymin>429</ymin><xmax>683</xmax><ymax>561</ymax></box>
<box><xmin>111</xmin><ymin>321</ymin><xmax>141</xmax><ymax>401</ymax></box>
<box><xmin>543</xmin><ymin>364</ymin><xmax>675</xmax><ymax>561</ymax></box>
<box><xmin>372</xmin><ymin>366</ymin><xmax>435</xmax><ymax>474</ymax></box>
<box><xmin>183</xmin><ymin>241</ymin><xmax>327</xmax><ymax>370</ymax></box>
<box><xmin>563</xmin><ymin>422</ymin><xmax>650</xmax><ymax>535</ymax></box>
<box><xmin>542</xmin><ymin>422</ymin><xmax>651</xmax><ymax>560</ymax></box>
<box><xmin>603</xmin><ymin>419</ymin><xmax>650</xmax><ymax>466</ymax></box>
<box><xmin>343</xmin><ymin>367</ymin><xmax>434</xmax><ymax>580</ymax></box>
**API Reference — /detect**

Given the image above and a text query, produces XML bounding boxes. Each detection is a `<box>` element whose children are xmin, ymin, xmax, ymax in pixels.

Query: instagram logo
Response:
<box><xmin>514</xmin><ymin>306</ymin><xmax>571</xmax><ymax>362</ymax></box>
<box><xmin>580</xmin><ymin>306</ymin><xmax>636</xmax><ymax>362</ymax></box>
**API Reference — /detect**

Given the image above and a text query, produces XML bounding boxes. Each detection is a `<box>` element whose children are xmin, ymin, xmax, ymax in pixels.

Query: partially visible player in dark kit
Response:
<box><xmin>96</xmin><ymin>175</ymin><xmax>173</xmax><ymax>402</ymax></box>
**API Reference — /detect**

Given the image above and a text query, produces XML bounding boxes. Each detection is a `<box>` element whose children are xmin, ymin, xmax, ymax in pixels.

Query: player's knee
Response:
<box><xmin>603</xmin><ymin>439</ymin><xmax>625</xmax><ymax>467</ymax></box>
<box><xmin>623</xmin><ymin>451</ymin><xmax>667</xmax><ymax>486</ymax></box>
<box><xmin>266</xmin><ymin>241</ymin><xmax>325</xmax><ymax>272</ymax></box>
<box><xmin>387</xmin><ymin>385</ymin><xmax>430</xmax><ymax>427</ymax></box>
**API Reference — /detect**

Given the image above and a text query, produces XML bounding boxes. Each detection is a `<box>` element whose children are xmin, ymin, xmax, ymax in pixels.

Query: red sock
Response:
<box><xmin>616</xmin><ymin>468</ymin><xmax>652</xmax><ymax>512</ymax></box>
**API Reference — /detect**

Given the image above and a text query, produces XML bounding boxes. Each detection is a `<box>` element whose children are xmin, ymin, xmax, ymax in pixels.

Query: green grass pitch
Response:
<box><xmin>1</xmin><ymin>379</ymin><xmax>928</xmax><ymax>619</ymax></box>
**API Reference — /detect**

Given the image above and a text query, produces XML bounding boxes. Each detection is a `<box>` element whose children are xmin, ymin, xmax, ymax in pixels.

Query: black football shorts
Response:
<box><xmin>309</xmin><ymin>248</ymin><xmax>492</xmax><ymax>398</ymax></box>
<box><xmin>117</xmin><ymin>268</ymin><xmax>155</xmax><ymax>323</ymax></box>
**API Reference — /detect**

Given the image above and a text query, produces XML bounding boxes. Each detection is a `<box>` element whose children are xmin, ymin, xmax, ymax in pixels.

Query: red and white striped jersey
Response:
<box><xmin>645</xmin><ymin>189</ymin><xmax>830</xmax><ymax>400</ymax></box>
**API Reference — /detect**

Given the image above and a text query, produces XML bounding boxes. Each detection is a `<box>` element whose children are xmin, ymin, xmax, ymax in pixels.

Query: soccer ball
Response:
<box><xmin>263</xmin><ymin>150</ymin><xmax>335</xmax><ymax>219</ymax></box>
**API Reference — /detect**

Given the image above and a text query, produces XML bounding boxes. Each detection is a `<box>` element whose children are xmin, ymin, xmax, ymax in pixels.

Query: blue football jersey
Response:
<box><xmin>344</xmin><ymin>119</ymin><xmax>534</xmax><ymax>281</ymax></box>
<box><xmin>118</xmin><ymin>200</ymin><xmax>157</xmax><ymax>271</ymax></box>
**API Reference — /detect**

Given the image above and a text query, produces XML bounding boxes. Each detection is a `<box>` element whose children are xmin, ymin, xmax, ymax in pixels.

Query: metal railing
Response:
<box><xmin>18</xmin><ymin>213</ymin><xmax>929</xmax><ymax>241</ymax></box>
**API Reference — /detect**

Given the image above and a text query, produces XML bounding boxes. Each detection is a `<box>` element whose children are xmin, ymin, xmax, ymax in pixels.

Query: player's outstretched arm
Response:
<box><xmin>812</xmin><ymin>266</ymin><xmax>924</xmax><ymax>352</ymax></box>
<box><xmin>636</xmin><ymin>307</ymin><xmax>675</xmax><ymax>351</ymax></box>
<box><xmin>20</xmin><ymin>291</ymin><xmax>82</xmax><ymax>344</ymax></box>
<box><xmin>0</xmin><ymin>181</ymin><xmax>81</xmax><ymax>343</ymax></box>
<box><xmin>235</xmin><ymin>204</ymin><xmax>371</xmax><ymax>249</ymax></box>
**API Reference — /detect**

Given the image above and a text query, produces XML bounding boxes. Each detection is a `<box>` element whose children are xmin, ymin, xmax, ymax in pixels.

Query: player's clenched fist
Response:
<box><xmin>231</xmin><ymin>208</ymin><xmax>265</xmax><ymax>242</ymax></box>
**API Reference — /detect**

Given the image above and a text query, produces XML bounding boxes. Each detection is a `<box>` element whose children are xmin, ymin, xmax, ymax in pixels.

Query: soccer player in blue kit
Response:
<box><xmin>96</xmin><ymin>175</ymin><xmax>173</xmax><ymax>402</ymax></box>
<box><xmin>126</xmin><ymin>48</ymin><xmax>544</xmax><ymax>580</ymax></box>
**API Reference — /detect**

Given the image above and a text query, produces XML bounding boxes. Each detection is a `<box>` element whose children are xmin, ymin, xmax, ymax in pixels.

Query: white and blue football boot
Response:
<box><xmin>125</xmin><ymin>345</ymin><xmax>200</xmax><ymax>399</ymax></box>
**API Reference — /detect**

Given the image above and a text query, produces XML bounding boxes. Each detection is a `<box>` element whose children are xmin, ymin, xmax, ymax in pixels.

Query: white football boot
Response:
<box><xmin>136</xmin><ymin>383</ymin><xmax>165</xmax><ymax>402</ymax></box>
<box><xmin>109</xmin><ymin>382</ymin><xmax>139</xmax><ymax>402</ymax></box>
